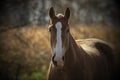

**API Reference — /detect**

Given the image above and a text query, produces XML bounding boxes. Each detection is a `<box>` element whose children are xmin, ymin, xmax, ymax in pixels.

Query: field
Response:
<box><xmin>0</xmin><ymin>24</ymin><xmax>120</xmax><ymax>80</ymax></box>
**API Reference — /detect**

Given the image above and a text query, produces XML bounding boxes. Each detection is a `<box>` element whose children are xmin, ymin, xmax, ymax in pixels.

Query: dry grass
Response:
<box><xmin>71</xmin><ymin>24</ymin><xmax>120</xmax><ymax>51</ymax></box>
<box><xmin>0</xmin><ymin>24</ymin><xmax>120</xmax><ymax>79</ymax></box>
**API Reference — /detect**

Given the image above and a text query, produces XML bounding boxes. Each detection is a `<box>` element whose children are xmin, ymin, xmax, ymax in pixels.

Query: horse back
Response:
<box><xmin>76</xmin><ymin>38</ymin><xmax>114</xmax><ymax>62</ymax></box>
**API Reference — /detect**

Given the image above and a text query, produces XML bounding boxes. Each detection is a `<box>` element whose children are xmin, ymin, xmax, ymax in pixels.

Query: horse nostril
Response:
<box><xmin>62</xmin><ymin>56</ymin><xmax>64</xmax><ymax>61</ymax></box>
<box><xmin>53</xmin><ymin>60</ymin><xmax>57</xmax><ymax>66</ymax></box>
<box><xmin>52</xmin><ymin>54</ymin><xmax>57</xmax><ymax>66</ymax></box>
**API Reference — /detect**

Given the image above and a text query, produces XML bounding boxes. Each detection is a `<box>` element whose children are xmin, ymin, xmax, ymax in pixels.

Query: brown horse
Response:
<box><xmin>47</xmin><ymin>7</ymin><xmax>114</xmax><ymax>80</ymax></box>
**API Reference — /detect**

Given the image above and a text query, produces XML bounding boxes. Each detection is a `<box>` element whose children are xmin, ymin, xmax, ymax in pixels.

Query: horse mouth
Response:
<box><xmin>57</xmin><ymin>61</ymin><xmax>64</xmax><ymax>67</ymax></box>
<box><xmin>52</xmin><ymin>59</ymin><xmax>64</xmax><ymax>67</ymax></box>
<box><xmin>52</xmin><ymin>53</ymin><xmax>64</xmax><ymax>67</ymax></box>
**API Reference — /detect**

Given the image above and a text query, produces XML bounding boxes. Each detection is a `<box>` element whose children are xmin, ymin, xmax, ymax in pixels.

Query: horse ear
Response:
<box><xmin>49</xmin><ymin>7</ymin><xmax>55</xmax><ymax>19</ymax></box>
<box><xmin>65</xmin><ymin>8</ymin><xmax>70</xmax><ymax>20</ymax></box>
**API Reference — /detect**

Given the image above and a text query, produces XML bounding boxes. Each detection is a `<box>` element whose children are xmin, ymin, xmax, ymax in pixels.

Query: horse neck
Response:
<box><xmin>69</xmin><ymin>34</ymin><xmax>79</xmax><ymax>52</ymax></box>
<box><xmin>65</xmin><ymin>34</ymin><xmax>83</xmax><ymax>66</ymax></box>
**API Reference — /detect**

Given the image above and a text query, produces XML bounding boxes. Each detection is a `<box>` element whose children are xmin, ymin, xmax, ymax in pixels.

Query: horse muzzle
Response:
<box><xmin>52</xmin><ymin>53</ymin><xmax>64</xmax><ymax>67</ymax></box>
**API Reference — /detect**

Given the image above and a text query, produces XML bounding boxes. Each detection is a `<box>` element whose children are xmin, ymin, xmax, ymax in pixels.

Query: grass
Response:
<box><xmin>20</xmin><ymin>65</ymin><xmax>47</xmax><ymax>80</ymax></box>
<box><xmin>0</xmin><ymin>24</ymin><xmax>120</xmax><ymax>80</ymax></box>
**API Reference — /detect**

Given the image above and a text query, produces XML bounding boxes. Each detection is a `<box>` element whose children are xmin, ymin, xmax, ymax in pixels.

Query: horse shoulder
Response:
<box><xmin>76</xmin><ymin>38</ymin><xmax>113</xmax><ymax>59</ymax></box>
<box><xmin>76</xmin><ymin>38</ymin><xmax>114</xmax><ymax>69</ymax></box>
<box><xmin>76</xmin><ymin>38</ymin><xmax>101</xmax><ymax>56</ymax></box>
<box><xmin>76</xmin><ymin>38</ymin><xmax>114</xmax><ymax>80</ymax></box>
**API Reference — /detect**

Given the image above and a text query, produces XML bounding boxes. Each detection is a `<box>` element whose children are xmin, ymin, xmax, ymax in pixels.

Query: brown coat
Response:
<box><xmin>47</xmin><ymin>35</ymin><xmax>114</xmax><ymax>80</ymax></box>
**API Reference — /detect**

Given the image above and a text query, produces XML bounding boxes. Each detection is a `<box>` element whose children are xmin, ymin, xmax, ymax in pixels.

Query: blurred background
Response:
<box><xmin>0</xmin><ymin>0</ymin><xmax>120</xmax><ymax>80</ymax></box>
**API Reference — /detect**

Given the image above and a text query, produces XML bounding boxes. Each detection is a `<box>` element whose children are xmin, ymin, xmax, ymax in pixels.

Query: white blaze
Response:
<box><xmin>55</xmin><ymin>22</ymin><xmax>62</xmax><ymax>55</ymax></box>
<box><xmin>53</xmin><ymin>21</ymin><xmax>64</xmax><ymax>67</ymax></box>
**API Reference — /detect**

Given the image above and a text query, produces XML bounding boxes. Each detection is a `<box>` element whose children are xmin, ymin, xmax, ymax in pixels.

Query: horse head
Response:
<box><xmin>48</xmin><ymin>7</ymin><xmax>70</xmax><ymax>67</ymax></box>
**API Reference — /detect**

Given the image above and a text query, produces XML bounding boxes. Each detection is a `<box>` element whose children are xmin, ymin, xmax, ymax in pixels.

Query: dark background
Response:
<box><xmin>0</xmin><ymin>0</ymin><xmax>120</xmax><ymax>80</ymax></box>
<box><xmin>0</xmin><ymin>0</ymin><xmax>120</xmax><ymax>27</ymax></box>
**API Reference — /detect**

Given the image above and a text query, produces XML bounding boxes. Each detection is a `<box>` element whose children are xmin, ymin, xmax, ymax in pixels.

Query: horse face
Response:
<box><xmin>48</xmin><ymin>7</ymin><xmax>70</xmax><ymax>67</ymax></box>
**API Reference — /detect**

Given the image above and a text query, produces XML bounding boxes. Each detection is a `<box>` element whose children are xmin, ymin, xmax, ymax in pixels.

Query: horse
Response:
<box><xmin>47</xmin><ymin>7</ymin><xmax>114</xmax><ymax>80</ymax></box>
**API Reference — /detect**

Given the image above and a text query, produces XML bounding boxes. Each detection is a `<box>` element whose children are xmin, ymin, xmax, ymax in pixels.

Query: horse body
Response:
<box><xmin>47</xmin><ymin>7</ymin><xmax>113</xmax><ymax>80</ymax></box>
<box><xmin>48</xmin><ymin>35</ymin><xmax>113</xmax><ymax>80</ymax></box>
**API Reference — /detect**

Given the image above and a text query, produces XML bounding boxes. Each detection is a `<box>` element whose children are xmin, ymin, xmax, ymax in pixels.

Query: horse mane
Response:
<box><xmin>56</xmin><ymin>13</ymin><xmax>64</xmax><ymax>18</ymax></box>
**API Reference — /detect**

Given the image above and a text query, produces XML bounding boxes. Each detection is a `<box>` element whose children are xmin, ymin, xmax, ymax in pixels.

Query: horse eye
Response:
<box><xmin>66</xmin><ymin>28</ymin><xmax>69</xmax><ymax>33</ymax></box>
<box><xmin>49</xmin><ymin>28</ymin><xmax>52</xmax><ymax>32</ymax></box>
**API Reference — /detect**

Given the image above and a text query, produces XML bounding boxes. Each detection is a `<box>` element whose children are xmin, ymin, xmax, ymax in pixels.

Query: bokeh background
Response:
<box><xmin>0</xmin><ymin>0</ymin><xmax>120</xmax><ymax>80</ymax></box>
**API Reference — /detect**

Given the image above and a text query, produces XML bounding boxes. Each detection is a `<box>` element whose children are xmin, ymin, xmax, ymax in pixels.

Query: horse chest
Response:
<box><xmin>60</xmin><ymin>65</ymin><xmax>84</xmax><ymax>80</ymax></box>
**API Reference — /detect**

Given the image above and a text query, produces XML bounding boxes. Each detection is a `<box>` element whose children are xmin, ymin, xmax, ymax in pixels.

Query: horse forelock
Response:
<box><xmin>56</xmin><ymin>13</ymin><xmax>64</xmax><ymax>19</ymax></box>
